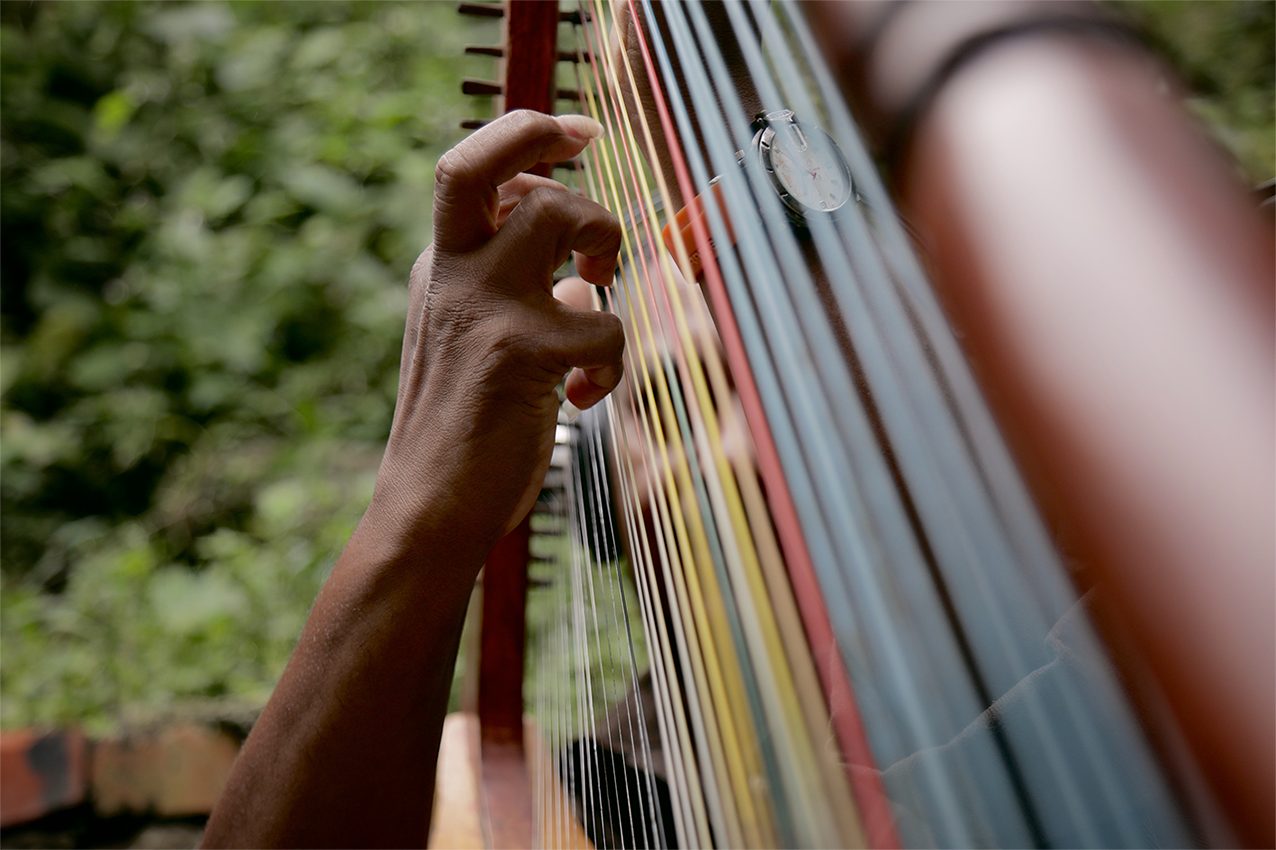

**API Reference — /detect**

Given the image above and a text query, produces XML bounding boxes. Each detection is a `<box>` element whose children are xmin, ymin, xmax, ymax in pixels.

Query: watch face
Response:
<box><xmin>762</xmin><ymin>121</ymin><xmax>853</xmax><ymax>214</ymax></box>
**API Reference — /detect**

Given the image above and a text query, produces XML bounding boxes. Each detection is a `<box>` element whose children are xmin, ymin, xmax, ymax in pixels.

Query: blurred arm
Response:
<box><xmin>807</xmin><ymin>2</ymin><xmax>1275</xmax><ymax>845</ymax></box>
<box><xmin>910</xmin><ymin>40</ymin><xmax>1274</xmax><ymax>847</ymax></box>
<box><xmin>612</xmin><ymin>1</ymin><xmax>1273</xmax><ymax>840</ymax></box>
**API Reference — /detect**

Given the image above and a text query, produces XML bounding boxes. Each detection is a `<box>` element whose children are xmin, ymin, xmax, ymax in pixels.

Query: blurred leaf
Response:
<box><xmin>146</xmin><ymin>4</ymin><xmax>236</xmax><ymax>45</ymax></box>
<box><xmin>1</xmin><ymin>0</ymin><xmax>496</xmax><ymax>727</ymax></box>
<box><xmin>177</xmin><ymin>167</ymin><xmax>254</xmax><ymax>222</ymax></box>
<box><xmin>28</xmin><ymin>155</ymin><xmax>111</xmax><ymax>197</ymax></box>
<box><xmin>148</xmin><ymin>566</ymin><xmax>248</xmax><ymax>636</ymax></box>
<box><xmin>92</xmin><ymin>88</ymin><xmax>136</xmax><ymax>139</ymax></box>
<box><xmin>281</xmin><ymin>163</ymin><xmax>367</xmax><ymax>216</ymax></box>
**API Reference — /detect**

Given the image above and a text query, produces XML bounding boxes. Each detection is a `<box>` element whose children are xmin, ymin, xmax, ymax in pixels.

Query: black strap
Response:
<box><xmin>883</xmin><ymin>15</ymin><xmax>1149</xmax><ymax>176</ymax></box>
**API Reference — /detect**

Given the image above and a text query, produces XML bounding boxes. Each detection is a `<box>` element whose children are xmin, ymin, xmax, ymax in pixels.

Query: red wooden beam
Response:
<box><xmin>476</xmin><ymin>513</ymin><xmax>532</xmax><ymax>743</ymax></box>
<box><xmin>500</xmin><ymin>0</ymin><xmax>560</xmax><ymax>176</ymax></box>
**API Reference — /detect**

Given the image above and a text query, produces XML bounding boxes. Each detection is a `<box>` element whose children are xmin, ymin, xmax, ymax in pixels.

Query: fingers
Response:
<box><xmin>553</xmin><ymin>275</ymin><xmax>595</xmax><ymax>310</ymax></box>
<box><xmin>574</xmin><ymin>243</ymin><xmax>622</xmax><ymax>288</ymax></box>
<box><xmin>549</xmin><ymin>303</ymin><xmax>625</xmax><ymax>413</ymax></box>
<box><xmin>494</xmin><ymin>187</ymin><xmax>622</xmax><ymax>290</ymax></box>
<box><xmin>426</xmin><ymin>111</ymin><xmax>623</xmax><ymax>414</ymax></box>
<box><xmin>552</xmin><ymin>277</ymin><xmax>625</xmax><ymax>412</ymax></box>
<box><xmin>496</xmin><ymin>173</ymin><xmax>569</xmax><ymax>227</ymax></box>
<box><xmin>433</xmin><ymin>111</ymin><xmax>604</xmax><ymax>254</ymax></box>
<box><xmin>566</xmin><ymin>361</ymin><xmax>625</xmax><ymax>412</ymax></box>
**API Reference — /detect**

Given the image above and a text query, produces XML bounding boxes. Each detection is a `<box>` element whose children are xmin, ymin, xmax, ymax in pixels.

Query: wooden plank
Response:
<box><xmin>427</xmin><ymin>714</ymin><xmax>484</xmax><ymax>850</ymax></box>
<box><xmin>525</xmin><ymin>717</ymin><xmax>595</xmax><ymax>850</ymax></box>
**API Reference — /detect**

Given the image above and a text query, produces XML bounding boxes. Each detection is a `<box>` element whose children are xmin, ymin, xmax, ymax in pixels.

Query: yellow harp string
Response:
<box><xmin>584</xmin><ymin>3</ymin><xmax>867</xmax><ymax>848</ymax></box>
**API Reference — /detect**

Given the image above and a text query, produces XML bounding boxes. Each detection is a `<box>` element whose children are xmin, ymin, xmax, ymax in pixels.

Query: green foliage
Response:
<box><xmin>523</xmin><ymin>512</ymin><xmax>650</xmax><ymax>730</ymax></box>
<box><xmin>2</xmin><ymin>1</ymin><xmax>494</xmax><ymax>729</ymax></box>
<box><xmin>1</xmin><ymin>454</ymin><xmax>374</xmax><ymax>733</ymax></box>
<box><xmin>1112</xmin><ymin>0</ymin><xmax>1275</xmax><ymax>182</ymax></box>
<box><xmin>2</xmin><ymin>0</ymin><xmax>1270</xmax><ymax>732</ymax></box>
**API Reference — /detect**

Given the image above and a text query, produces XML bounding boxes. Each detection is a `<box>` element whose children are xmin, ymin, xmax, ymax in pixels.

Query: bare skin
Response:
<box><xmin>806</xmin><ymin>3</ymin><xmax>1274</xmax><ymax>844</ymax></box>
<box><xmin>201</xmin><ymin>110</ymin><xmax>624</xmax><ymax>849</ymax></box>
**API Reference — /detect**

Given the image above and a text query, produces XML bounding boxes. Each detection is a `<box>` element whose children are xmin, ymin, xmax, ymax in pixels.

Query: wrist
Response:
<box><xmin>342</xmin><ymin>487</ymin><xmax>495</xmax><ymax>602</ymax></box>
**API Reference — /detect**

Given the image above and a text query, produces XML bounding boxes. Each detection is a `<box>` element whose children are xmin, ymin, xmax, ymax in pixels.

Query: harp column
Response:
<box><xmin>471</xmin><ymin>3</ymin><xmax>560</xmax><ymax>849</ymax></box>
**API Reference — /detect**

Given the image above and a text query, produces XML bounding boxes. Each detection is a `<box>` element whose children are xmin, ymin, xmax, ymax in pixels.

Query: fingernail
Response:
<box><xmin>557</xmin><ymin>114</ymin><xmax>604</xmax><ymax>140</ymax></box>
<box><xmin>562</xmin><ymin>398</ymin><xmax>582</xmax><ymax>423</ymax></box>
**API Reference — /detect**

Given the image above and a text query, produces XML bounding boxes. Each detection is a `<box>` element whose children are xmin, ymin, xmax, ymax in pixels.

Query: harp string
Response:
<box><xmin>579</xmin><ymin>21</ymin><xmax>775</xmax><ymax>847</ymax></box>
<box><xmin>605</xmin><ymin>367</ymin><xmax>709</xmax><ymax>850</ymax></box>
<box><xmin>588</xmin><ymin>412</ymin><xmax>664</xmax><ymax>850</ymax></box>
<box><xmin>558</xmin><ymin>1</ymin><xmax>877</xmax><ymax>847</ymax></box>
<box><xmin>757</xmin><ymin>6</ymin><xmax>1190</xmax><ymax>848</ymax></box>
<box><xmin>602</xmin><ymin>0</ymin><xmax>913</xmax><ymax>837</ymax></box>
<box><xmin>632</xmin><ymin>3</ymin><xmax>1041</xmax><ymax>842</ymax></box>
<box><xmin>538</xmin><ymin>0</ymin><xmax>898</xmax><ymax>842</ymax></box>
<box><xmin>577</xmin><ymin>446</ymin><xmax>621</xmax><ymax>849</ymax></box>
<box><xmin>585</xmin><ymin>12</ymin><xmax>791</xmax><ymax>848</ymax></box>
<box><xmin>583</xmin><ymin>370</ymin><xmax>663</xmax><ymax>850</ymax></box>
<box><xmin>553</xmin><ymin>28</ymin><xmax>714</xmax><ymax>847</ymax></box>
<box><xmin>528</xmin><ymin>0</ymin><xmax>1151</xmax><ymax>846</ymax></box>
<box><xmin>602</xmin><ymin>126</ymin><xmax>759</xmax><ymax>850</ymax></box>
<box><xmin>563</xmin><ymin>1</ymin><xmax>913</xmax><ymax>842</ymax></box>
<box><xmin>589</xmin><ymin>11</ymin><xmax>872</xmax><ymax>842</ymax></box>
<box><xmin>580</xmin><ymin>77</ymin><xmax>732</xmax><ymax>850</ymax></box>
<box><xmin>584</xmin><ymin>58</ymin><xmax>780</xmax><ymax>850</ymax></box>
<box><xmin>606</xmin><ymin>2</ymin><xmax>1191</xmax><ymax>848</ymax></box>
<box><xmin>663</xmin><ymin>5</ymin><xmax>1036</xmax><ymax>844</ymax></box>
<box><xmin>565</xmin><ymin>17</ymin><xmax>716</xmax><ymax>846</ymax></box>
<box><xmin>604</xmin><ymin>8</ymin><xmax>898</xmax><ymax>847</ymax></box>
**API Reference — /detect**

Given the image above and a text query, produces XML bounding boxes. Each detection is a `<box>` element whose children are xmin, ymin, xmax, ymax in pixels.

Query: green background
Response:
<box><xmin>2</xmin><ymin>1</ymin><xmax>1271</xmax><ymax>732</ymax></box>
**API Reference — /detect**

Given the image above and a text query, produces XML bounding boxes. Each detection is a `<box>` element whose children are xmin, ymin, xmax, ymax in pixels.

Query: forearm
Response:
<box><xmin>201</xmin><ymin>110</ymin><xmax>620</xmax><ymax>849</ymax></box>
<box><xmin>901</xmin><ymin>37</ymin><xmax>1274</xmax><ymax>845</ymax></box>
<box><xmin>202</xmin><ymin>509</ymin><xmax>487</xmax><ymax>849</ymax></box>
<box><xmin>807</xmin><ymin>3</ymin><xmax>1274</xmax><ymax>843</ymax></box>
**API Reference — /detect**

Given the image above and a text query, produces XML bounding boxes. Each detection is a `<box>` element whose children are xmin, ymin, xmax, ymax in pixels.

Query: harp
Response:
<box><xmin>437</xmin><ymin>1</ymin><xmax>1259</xmax><ymax>848</ymax></box>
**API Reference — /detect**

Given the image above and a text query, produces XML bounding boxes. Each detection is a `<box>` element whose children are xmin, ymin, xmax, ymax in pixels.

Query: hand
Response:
<box><xmin>371</xmin><ymin>110</ymin><xmax>624</xmax><ymax>554</ymax></box>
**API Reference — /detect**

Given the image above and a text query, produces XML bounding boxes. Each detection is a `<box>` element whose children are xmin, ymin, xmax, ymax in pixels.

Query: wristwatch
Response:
<box><xmin>662</xmin><ymin>110</ymin><xmax>853</xmax><ymax>279</ymax></box>
<box><xmin>749</xmin><ymin>109</ymin><xmax>855</xmax><ymax>221</ymax></box>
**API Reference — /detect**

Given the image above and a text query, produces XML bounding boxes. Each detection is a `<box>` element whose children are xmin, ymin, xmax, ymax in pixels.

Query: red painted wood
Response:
<box><xmin>500</xmin><ymin>0</ymin><xmax>560</xmax><ymax>177</ymax></box>
<box><xmin>472</xmin><ymin>10</ymin><xmax>561</xmax><ymax>845</ymax></box>
<box><xmin>0</xmin><ymin>729</ymin><xmax>87</xmax><ymax>828</ymax></box>
<box><xmin>477</xmin><ymin>512</ymin><xmax>532</xmax><ymax>742</ymax></box>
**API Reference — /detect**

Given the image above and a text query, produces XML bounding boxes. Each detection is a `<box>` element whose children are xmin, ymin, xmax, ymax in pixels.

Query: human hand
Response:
<box><xmin>370</xmin><ymin>110</ymin><xmax>624</xmax><ymax>555</ymax></box>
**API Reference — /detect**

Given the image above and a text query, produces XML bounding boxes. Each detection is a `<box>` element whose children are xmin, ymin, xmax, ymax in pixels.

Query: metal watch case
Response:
<box><xmin>749</xmin><ymin>109</ymin><xmax>854</xmax><ymax>224</ymax></box>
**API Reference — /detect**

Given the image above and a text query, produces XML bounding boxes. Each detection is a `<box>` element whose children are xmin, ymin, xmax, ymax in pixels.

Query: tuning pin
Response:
<box><xmin>460</xmin><ymin>119</ymin><xmax>490</xmax><ymax>130</ymax></box>
<box><xmin>465</xmin><ymin>45</ymin><xmax>503</xmax><ymax>58</ymax></box>
<box><xmin>457</xmin><ymin>2</ymin><xmax>503</xmax><ymax>19</ymax></box>
<box><xmin>462</xmin><ymin>79</ymin><xmax>502</xmax><ymax>96</ymax></box>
